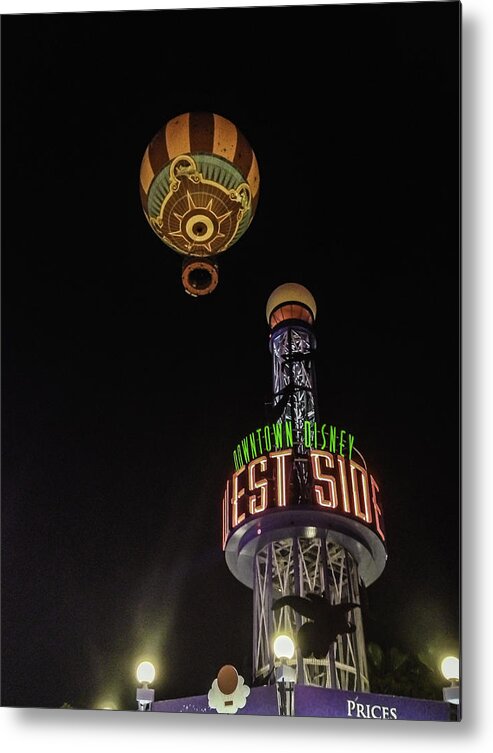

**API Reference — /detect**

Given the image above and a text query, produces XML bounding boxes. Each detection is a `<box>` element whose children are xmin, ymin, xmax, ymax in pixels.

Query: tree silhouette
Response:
<box><xmin>366</xmin><ymin>642</ymin><xmax>443</xmax><ymax>700</ymax></box>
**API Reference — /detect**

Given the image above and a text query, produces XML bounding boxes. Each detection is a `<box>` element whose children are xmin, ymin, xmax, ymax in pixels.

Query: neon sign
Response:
<box><xmin>233</xmin><ymin>421</ymin><xmax>356</xmax><ymax>470</ymax></box>
<box><xmin>222</xmin><ymin>447</ymin><xmax>385</xmax><ymax>549</ymax></box>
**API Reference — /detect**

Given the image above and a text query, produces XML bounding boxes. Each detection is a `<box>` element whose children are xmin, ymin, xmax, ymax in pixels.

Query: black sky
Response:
<box><xmin>1</xmin><ymin>2</ymin><xmax>460</xmax><ymax>710</ymax></box>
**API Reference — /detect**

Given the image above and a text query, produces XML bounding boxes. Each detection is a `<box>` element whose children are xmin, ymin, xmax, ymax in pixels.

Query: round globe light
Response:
<box><xmin>136</xmin><ymin>661</ymin><xmax>156</xmax><ymax>685</ymax></box>
<box><xmin>273</xmin><ymin>634</ymin><xmax>295</xmax><ymax>660</ymax></box>
<box><xmin>441</xmin><ymin>656</ymin><xmax>459</xmax><ymax>682</ymax></box>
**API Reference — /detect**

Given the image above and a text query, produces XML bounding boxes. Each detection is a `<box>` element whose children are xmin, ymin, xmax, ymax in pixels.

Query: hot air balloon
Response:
<box><xmin>140</xmin><ymin>112</ymin><xmax>259</xmax><ymax>296</ymax></box>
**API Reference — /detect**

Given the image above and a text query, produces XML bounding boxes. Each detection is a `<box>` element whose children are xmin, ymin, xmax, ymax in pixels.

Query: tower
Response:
<box><xmin>222</xmin><ymin>284</ymin><xmax>387</xmax><ymax>693</ymax></box>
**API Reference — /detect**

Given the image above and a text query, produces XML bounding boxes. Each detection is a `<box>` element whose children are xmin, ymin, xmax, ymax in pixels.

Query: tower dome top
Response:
<box><xmin>266</xmin><ymin>283</ymin><xmax>317</xmax><ymax>326</ymax></box>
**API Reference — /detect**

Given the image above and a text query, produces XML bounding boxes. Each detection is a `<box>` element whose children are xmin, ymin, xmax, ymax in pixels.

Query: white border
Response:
<box><xmin>1</xmin><ymin>0</ymin><xmax>492</xmax><ymax>749</ymax></box>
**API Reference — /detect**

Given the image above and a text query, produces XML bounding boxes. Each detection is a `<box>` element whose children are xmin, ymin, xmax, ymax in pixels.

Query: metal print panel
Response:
<box><xmin>1</xmin><ymin>1</ymin><xmax>461</xmax><ymax>722</ymax></box>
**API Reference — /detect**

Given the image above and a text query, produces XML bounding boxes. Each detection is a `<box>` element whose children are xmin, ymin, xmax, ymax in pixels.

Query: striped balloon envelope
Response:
<box><xmin>140</xmin><ymin>112</ymin><xmax>259</xmax><ymax>296</ymax></box>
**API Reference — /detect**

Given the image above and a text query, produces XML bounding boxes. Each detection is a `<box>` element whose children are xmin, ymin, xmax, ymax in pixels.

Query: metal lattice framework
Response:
<box><xmin>271</xmin><ymin>323</ymin><xmax>317</xmax><ymax>502</ymax></box>
<box><xmin>252</xmin><ymin>537</ymin><xmax>369</xmax><ymax>691</ymax></box>
<box><xmin>271</xmin><ymin>325</ymin><xmax>317</xmax><ymax>449</ymax></box>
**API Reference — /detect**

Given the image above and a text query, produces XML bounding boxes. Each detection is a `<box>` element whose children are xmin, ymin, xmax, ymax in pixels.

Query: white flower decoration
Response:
<box><xmin>207</xmin><ymin>669</ymin><xmax>250</xmax><ymax>714</ymax></box>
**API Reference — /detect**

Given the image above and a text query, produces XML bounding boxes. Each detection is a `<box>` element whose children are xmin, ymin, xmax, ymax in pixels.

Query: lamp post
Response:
<box><xmin>273</xmin><ymin>635</ymin><xmax>296</xmax><ymax>717</ymax></box>
<box><xmin>136</xmin><ymin>661</ymin><xmax>156</xmax><ymax>712</ymax></box>
<box><xmin>441</xmin><ymin>656</ymin><xmax>460</xmax><ymax>720</ymax></box>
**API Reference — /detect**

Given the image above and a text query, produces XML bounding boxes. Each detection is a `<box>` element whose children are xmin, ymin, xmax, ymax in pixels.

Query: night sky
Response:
<box><xmin>1</xmin><ymin>2</ymin><xmax>460</xmax><ymax>711</ymax></box>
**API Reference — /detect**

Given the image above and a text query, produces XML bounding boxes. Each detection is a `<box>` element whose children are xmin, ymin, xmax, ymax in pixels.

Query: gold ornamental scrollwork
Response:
<box><xmin>229</xmin><ymin>182</ymin><xmax>252</xmax><ymax>212</ymax></box>
<box><xmin>169</xmin><ymin>154</ymin><xmax>201</xmax><ymax>189</ymax></box>
<box><xmin>148</xmin><ymin>154</ymin><xmax>252</xmax><ymax>257</ymax></box>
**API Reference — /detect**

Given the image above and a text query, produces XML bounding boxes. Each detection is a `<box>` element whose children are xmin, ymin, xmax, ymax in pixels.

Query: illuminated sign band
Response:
<box><xmin>222</xmin><ymin>447</ymin><xmax>385</xmax><ymax>549</ymax></box>
<box><xmin>233</xmin><ymin>421</ymin><xmax>357</xmax><ymax>471</ymax></box>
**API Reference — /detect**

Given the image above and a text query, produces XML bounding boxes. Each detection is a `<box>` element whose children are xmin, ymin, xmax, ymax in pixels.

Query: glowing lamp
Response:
<box><xmin>136</xmin><ymin>661</ymin><xmax>156</xmax><ymax>685</ymax></box>
<box><xmin>441</xmin><ymin>656</ymin><xmax>459</xmax><ymax>682</ymax></box>
<box><xmin>273</xmin><ymin>634</ymin><xmax>295</xmax><ymax>660</ymax></box>
<box><xmin>136</xmin><ymin>661</ymin><xmax>156</xmax><ymax>712</ymax></box>
<box><xmin>441</xmin><ymin>655</ymin><xmax>460</xmax><ymax>710</ymax></box>
<box><xmin>273</xmin><ymin>634</ymin><xmax>296</xmax><ymax>716</ymax></box>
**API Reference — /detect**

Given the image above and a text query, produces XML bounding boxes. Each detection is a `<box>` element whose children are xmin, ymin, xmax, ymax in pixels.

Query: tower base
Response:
<box><xmin>253</xmin><ymin>536</ymin><xmax>369</xmax><ymax>691</ymax></box>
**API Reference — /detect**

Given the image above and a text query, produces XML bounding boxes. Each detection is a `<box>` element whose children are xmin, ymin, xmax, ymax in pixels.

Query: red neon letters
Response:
<box><xmin>222</xmin><ymin>449</ymin><xmax>385</xmax><ymax>547</ymax></box>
